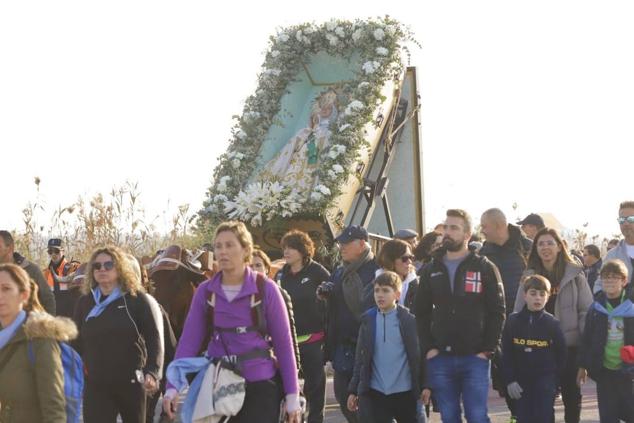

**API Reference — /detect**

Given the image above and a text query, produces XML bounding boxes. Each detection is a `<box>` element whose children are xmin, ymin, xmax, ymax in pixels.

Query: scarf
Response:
<box><xmin>341</xmin><ymin>247</ymin><xmax>374</xmax><ymax>322</ymax></box>
<box><xmin>592</xmin><ymin>298</ymin><xmax>634</xmax><ymax>320</ymax></box>
<box><xmin>85</xmin><ymin>286</ymin><xmax>123</xmax><ymax>321</ymax></box>
<box><xmin>0</xmin><ymin>310</ymin><xmax>27</xmax><ymax>349</ymax></box>
<box><xmin>166</xmin><ymin>357</ymin><xmax>212</xmax><ymax>423</ymax></box>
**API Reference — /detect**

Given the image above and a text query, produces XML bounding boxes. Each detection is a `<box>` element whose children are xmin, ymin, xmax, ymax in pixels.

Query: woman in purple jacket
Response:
<box><xmin>163</xmin><ymin>221</ymin><xmax>301</xmax><ymax>423</ymax></box>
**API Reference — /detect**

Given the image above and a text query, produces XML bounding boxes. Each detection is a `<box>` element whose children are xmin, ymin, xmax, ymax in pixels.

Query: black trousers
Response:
<box><xmin>515</xmin><ymin>375</ymin><xmax>557</xmax><ymax>423</ymax></box>
<box><xmin>359</xmin><ymin>389</ymin><xmax>417</xmax><ymax>423</ymax></box>
<box><xmin>333</xmin><ymin>370</ymin><xmax>358</xmax><ymax>423</ymax></box>
<box><xmin>84</xmin><ymin>378</ymin><xmax>146</xmax><ymax>423</ymax></box>
<box><xmin>596</xmin><ymin>368</ymin><xmax>634</xmax><ymax>423</ymax></box>
<box><xmin>560</xmin><ymin>347</ymin><xmax>582</xmax><ymax>423</ymax></box>
<box><xmin>229</xmin><ymin>376</ymin><xmax>283</xmax><ymax>423</ymax></box>
<box><xmin>300</xmin><ymin>341</ymin><xmax>326</xmax><ymax>423</ymax></box>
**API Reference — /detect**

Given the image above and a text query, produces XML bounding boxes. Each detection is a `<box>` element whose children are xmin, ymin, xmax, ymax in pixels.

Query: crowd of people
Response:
<box><xmin>0</xmin><ymin>201</ymin><xmax>633</xmax><ymax>423</ymax></box>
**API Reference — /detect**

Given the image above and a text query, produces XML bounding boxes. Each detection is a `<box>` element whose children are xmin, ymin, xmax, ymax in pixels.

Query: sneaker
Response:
<box><xmin>508</xmin><ymin>417</ymin><xmax>517</xmax><ymax>423</ymax></box>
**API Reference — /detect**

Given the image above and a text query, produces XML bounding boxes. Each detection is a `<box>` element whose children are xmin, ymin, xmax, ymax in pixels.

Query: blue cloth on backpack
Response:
<box><xmin>0</xmin><ymin>310</ymin><xmax>26</xmax><ymax>349</ymax></box>
<box><xmin>27</xmin><ymin>340</ymin><xmax>84</xmax><ymax>423</ymax></box>
<box><xmin>85</xmin><ymin>286</ymin><xmax>123</xmax><ymax>321</ymax></box>
<box><xmin>166</xmin><ymin>357</ymin><xmax>211</xmax><ymax>423</ymax></box>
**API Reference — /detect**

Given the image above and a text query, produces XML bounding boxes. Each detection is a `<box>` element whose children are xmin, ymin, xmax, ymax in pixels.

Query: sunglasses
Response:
<box><xmin>92</xmin><ymin>261</ymin><xmax>115</xmax><ymax>271</ymax></box>
<box><xmin>47</xmin><ymin>248</ymin><xmax>61</xmax><ymax>255</ymax></box>
<box><xmin>399</xmin><ymin>254</ymin><xmax>415</xmax><ymax>262</ymax></box>
<box><xmin>617</xmin><ymin>215</ymin><xmax>634</xmax><ymax>225</ymax></box>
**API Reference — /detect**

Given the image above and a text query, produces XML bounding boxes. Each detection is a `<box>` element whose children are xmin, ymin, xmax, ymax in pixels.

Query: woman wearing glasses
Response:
<box><xmin>73</xmin><ymin>246</ymin><xmax>162</xmax><ymax>423</ymax></box>
<box><xmin>378</xmin><ymin>239</ymin><xmax>419</xmax><ymax>310</ymax></box>
<box><xmin>513</xmin><ymin>228</ymin><xmax>593</xmax><ymax>423</ymax></box>
<box><xmin>276</xmin><ymin>230</ymin><xmax>330</xmax><ymax>423</ymax></box>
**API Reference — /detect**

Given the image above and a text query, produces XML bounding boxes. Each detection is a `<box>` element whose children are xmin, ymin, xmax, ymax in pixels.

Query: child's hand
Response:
<box><xmin>421</xmin><ymin>389</ymin><xmax>431</xmax><ymax>406</ymax></box>
<box><xmin>576</xmin><ymin>368</ymin><xmax>587</xmax><ymax>387</ymax></box>
<box><xmin>506</xmin><ymin>382</ymin><xmax>523</xmax><ymax>400</ymax></box>
<box><xmin>347</xmin><ymin>394</ymin><xmax>358</xmax><ymax>412</ymax></box>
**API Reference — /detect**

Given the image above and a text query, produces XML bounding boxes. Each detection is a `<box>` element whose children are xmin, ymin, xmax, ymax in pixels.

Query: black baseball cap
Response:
<box><xmin>517</xmin><ymin>213</ymin><xmax>545</xmax><ymax>227</ymax></box>
<box><xmin>335</xmin><ymin>225</ymin><xmax>369</xmax><ymax>243</ymax></box>
<box><xmin>47</xmin><ymin>238</ymin><xmax>63</xmax><ymax>250</ymax></box>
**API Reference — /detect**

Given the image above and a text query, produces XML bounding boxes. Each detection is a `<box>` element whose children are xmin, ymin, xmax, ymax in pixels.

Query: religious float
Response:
<box><xmin>199</xmin><ymin>17</ymin><xmax>424</xmax><ymax>258</ymax></box>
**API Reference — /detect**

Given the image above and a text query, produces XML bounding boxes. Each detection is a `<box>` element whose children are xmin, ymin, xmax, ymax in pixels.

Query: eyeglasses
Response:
<box><xmin>47</xmin><ymin>248</ymin><xmax>61</xmax><ymax>255</ymax></box>
<box><xmin>602</xmin><ymin>274</ymin><xmax>626</xmax><ymax>282</ymax></box>
<box><xmin>537</xmin><ymin>240</ymin><xmax>557</xmax><ymax>247</ymax></box>
<box><xmin>399</xmin><ymin>254</ymin><xmax>415</xmax><ymax>262</ymax></box>
<box><xmin>617</xmin><ymin>215</ymin><xmax>634</xmax><ymax>225</ymax></box>
<box><xmin>92</xmin><ymin>261</ymin><xmax>115</xmax><ymax>271</ymax></box>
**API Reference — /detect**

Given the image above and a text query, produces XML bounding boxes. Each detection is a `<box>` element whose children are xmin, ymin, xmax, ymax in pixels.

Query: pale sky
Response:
<box><xmin>1</xmin><ymin>1</ymin><xmax>632</xmax><ymax>241</ymax></box>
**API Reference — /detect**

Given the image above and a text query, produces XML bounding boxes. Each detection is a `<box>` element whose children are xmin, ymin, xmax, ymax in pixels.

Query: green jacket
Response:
<box><xmin>0</xmin><ymin>312</ymin><xmax>77</xmax><ymax>423</ymax></box>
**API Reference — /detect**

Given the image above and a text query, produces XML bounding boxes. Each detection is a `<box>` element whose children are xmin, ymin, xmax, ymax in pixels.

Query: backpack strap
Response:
<box><xmin>206</xmin><ymin>272</ymin><xmax>268</xmax><ymax>338</ymax></box>
<box><xmin>253</xmin><ymin>273</ymin><xmax>268</xmax><ymax>337</ymax></box>
<box><xmin>27</xmin><ymin>341</ymin><xmax>35</xmax><ymax>365</ymax></box>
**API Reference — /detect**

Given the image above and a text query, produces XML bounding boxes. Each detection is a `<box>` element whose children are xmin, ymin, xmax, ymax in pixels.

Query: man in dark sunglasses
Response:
<box><xmin>43</xmin><ymin>238</ymin><xmax>80</xmax><ymax>318</ymax></box>
<box><xmin>593</xmin><ymin>201</ymin><xmax>634</xmax><ymax>295</ymax></box>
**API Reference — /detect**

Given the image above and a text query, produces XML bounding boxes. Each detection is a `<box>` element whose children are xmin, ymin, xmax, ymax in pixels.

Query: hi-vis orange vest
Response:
<box><xmin>43</xmin><ymin>259</ymin><xmax>76</xmax><ymax>290</ymax></box>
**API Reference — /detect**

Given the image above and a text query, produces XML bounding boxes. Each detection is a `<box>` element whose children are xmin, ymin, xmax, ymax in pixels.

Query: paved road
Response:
<box><xmin>152</xmin><ymin>377</ymin><xmax>601</xmax><ymax>422</ymax></box>
<box><xmin>324</xmin><ymin>378</ymin><xmax>601</xmax><ymax>423</ymax></box>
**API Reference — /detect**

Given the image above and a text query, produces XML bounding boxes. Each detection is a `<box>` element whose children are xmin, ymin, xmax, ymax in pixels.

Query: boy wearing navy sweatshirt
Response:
<box><xmin>346</xmin><ymin>271</ymin><xmax>430</xmax><ymax>423</ymax></box>
<box><xmin>501</xmin><ymin>274</ymin><xmax>566</xmax><ymax>423</ymax></box>
<box><xmin>578</xmin><ymin>259</ymin><xmax>634</xmax><ymax>422</ymax></box>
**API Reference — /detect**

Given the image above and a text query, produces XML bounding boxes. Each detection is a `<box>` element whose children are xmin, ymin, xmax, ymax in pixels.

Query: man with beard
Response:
<box><xmin>593</xmin><ymin>201</ymin><xmax>634</xmax><ymax>296</ymax></box>
<box><xmin>0</xmin><ymin>230</ymin><xmax>56</xmax><ymax>314</ymax></box>
<box><xmin>317</xmin><ymin>225</ymin><xmax>379</xmax><ymax>423</ymax></box>
<box><xmin>42</xmin><ymin>238</ymin><xmax>81</xmax><ymax>317</ymax></box>
<box><xmin>414</xmin><ymin>209</ymin><xmax>505</xmax><ymax>423</ymax></box>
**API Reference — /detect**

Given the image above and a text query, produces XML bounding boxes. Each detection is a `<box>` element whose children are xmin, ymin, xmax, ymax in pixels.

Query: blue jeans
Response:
<box><xmin>426</xmin><ymin>353</ymin><xmax>491</xmax><ymax>423</ymax></box>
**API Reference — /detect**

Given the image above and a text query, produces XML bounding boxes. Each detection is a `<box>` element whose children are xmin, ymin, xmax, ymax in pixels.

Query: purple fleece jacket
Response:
<box><xmin>167</xmin><ymin>267</ymin><xmax>299</xmax><ymax>395</ymax></box>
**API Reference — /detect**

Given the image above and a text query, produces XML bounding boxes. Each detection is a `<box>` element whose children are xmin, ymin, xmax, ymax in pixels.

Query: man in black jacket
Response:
<box><xmin>318</xmin><ymin>225</ymin><xmax>379</xmax><ymax>423</ymax></box>
<box><xmin>414</xmin><ymin>209</ymin><xmax>505</xmax><ymax>423</ymax></box>
<box><xmin>479</xmin><ymin>209</ymin><xmax>532</xmax><ymax>420</ymax></box>
<box><xmin>0</xmin><ymin>230</ymin><xmax>56</xmax><ymax>314</ymax></box>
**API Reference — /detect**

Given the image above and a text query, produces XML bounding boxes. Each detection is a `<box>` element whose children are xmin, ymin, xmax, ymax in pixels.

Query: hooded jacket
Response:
<box><xmin>0</xmin><ymin>312</ymin><xmax>77</xmax><ymax>423</ymax></box>
<box><xmin>514</xmin><ymin>263</ymin><xmax>593</xmax><ymax>347</ymax></box>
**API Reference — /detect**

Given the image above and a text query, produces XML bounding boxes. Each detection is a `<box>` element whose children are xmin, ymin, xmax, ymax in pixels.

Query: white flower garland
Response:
<box><xmin>200</xmin><ymin>17</ymin><xmax>417</xmax><ymax>227</ymax></box>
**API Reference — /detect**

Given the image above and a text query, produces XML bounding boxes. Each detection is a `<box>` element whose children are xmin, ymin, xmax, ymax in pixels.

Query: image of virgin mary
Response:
<box><xmin>257</xmin><ymin>88</ymin><xmax>339</xmax><ymax>193</ymax></box>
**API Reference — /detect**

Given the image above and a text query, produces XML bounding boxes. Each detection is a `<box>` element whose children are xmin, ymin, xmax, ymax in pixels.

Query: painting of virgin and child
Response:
<box><xmin>256</xmin><ymin>88</ymin><xmax>339</xmax><ymax>193</ymax></box>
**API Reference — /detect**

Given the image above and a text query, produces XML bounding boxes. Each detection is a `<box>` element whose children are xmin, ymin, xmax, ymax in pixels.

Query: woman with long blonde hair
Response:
<box><xmin>73</xmin><ymin>246</ymin><xmax>162</xmax><ymax>423</ymax></box>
